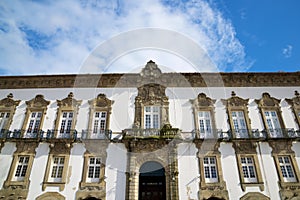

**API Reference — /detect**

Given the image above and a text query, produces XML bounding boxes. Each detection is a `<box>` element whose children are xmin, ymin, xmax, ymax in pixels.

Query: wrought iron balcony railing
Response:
<box><xmin>81</xmin><ymin>129</ymin><xmax>112</xmax><ymax>140</ymax></box>
<box><xmin>123</xmin><ymin>126</ymin><xmax>180</xmax><ymax>139</ymax></box>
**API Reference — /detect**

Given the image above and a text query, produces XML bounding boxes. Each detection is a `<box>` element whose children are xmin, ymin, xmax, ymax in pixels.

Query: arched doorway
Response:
<box><xmin>139</xmin><ymin>161</ymin><xmax>166</xmax><ymax>200</ymax></box>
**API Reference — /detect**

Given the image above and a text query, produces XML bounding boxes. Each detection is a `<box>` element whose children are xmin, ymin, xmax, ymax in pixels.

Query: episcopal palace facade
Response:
<box><xmin>0</xmin><ymin>61</ymin><xmax>300</xmax><ymax>200</ymax></box>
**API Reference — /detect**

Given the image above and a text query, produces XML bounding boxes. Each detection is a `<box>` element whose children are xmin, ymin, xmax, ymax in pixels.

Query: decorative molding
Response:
<box><xmin>269</xmin><ymin>140</ymin><xmax>294</xmax><ymax>155</ymax></box>
<box><xmin>89</xmin><ymin>93</ymin><xmax>114</xmax><ymax>108</ymax></box>
<box><xmin>0</xmin><ymin>93</ymin><xmax>20</xmax><ymax>107</ymax></box>
<box><xmin>133</xmin><ymin>83</ymin><xmax>169</xmax><ymax>128</ymax></box>
<box><xmin>255</xmin><ymin>92</ymin><xmax>281</xmax><ymax>107</ymax></box>
<box><xmin>25</xmin><ymin>94</ymin><xmax>50</xmax><ymax>109</ymax></box>
<box><xmin>286</xmin><ymin>91</ymin><xmax>300</xmax><ymax>128</ymax></box>
<box><xmin>233</xmin><ymin>141</ymin><xmax>257</xmax><ymax>154</ymax></box>
<box><xmin>240</xmin><ymin>192</ymin><xmax>270</xmax><ymax>200</ymax></box>
<box><xmin>0</xmin><ymin>188</ymin><xmax>28</xmax><ymax>200</ymax></box>
<box><xmin>57</xmin><ymin>92</ymin><xmax>82</xmax><ymax>108</ymax></box>
<box><xmin>36</xmin><ymin>192</ymin><xmax>65</xmax><ymax>200</ymax></box>
<box><xmin>49</xmin><ymin>141</ymin><xmax>72</xmax><ymax>154</ymax></box>
<box><xmin>15</xmin><ymin>141</ymin><xmax>39</xmax><ymax>154</ymax></box>
<box><xmin>193</xmin><ymin>93</ymin><xmax>216</xmax><ymax>107</ymax></box>
<box><xmin>0</xmin><ymin>71</ymin><xmax>299</xmax><ymax>89</ymax></box>
<box><xmin>222</xmin><ymin>91</ymin><xmax>251</xmax><ymax>138</ymax></box>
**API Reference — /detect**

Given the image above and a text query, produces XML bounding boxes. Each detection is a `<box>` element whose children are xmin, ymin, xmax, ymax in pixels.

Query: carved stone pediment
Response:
<box><xmin>269</xmin><ymin>140</ymin><xmax>294</xmax><ymax>154</ymax></box>
<box><xmin>0</xmin><ymin>93</ymin><xmax>20</xmax><ymax>108</ymax></box>
<box><xmin>89</xmin><ymin>93</ymin><xmax>114</xmax><ymax>108</ymax></box>
<box><xmin>140</xmin><ymin>60</ymin><xmax>162</xmax><ymax>80</ymax></box>
<box><xmin>221</xmin><ymin>91</ymin><xmax>249</xmax><ymax>107</ymax></box>
<box><xmin>255</xmin><ymin>92</ymin><xmax>280</xmax><ymax>107</ymax></box>
<box><xmin>57</xmin><ymin>92</ymin><xmax>82</xmax><ymax>108</ymax></box>
<box><xmin>26</xmin><ymin>94</ymin><xmax>50</xmax><ymax>108</ymax></box>
<box><xmin>15</xmin><ymin>141</ymin><xmax>39</xmax><ymax>154</ymax></box>
<box><xmin>233</xmin><ymin>141</ymin><xmax>257</xmax><ymax>154</ymax></box>
<box><xmin>192</xmin><ymin>93</ymin><xmax>216</xmax><ymax>108</ymax></box>
<box><xmin>286</xmin><ymin>91</ymin><xmax>300</xmax><ymax>108</ymax></box>
<box><xmin>136</xmin><ymin>83</ymin><xmax>168</xmax><ymax>105</ymax></box>
<box><xmin>125</xmin><ymin>139</ymin><xmax>170</xmax><ymax>153</ymax></box>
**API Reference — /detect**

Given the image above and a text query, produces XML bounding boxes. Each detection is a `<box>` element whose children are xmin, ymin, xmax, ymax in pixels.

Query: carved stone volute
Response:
<box><xmin>192</xmin><ymin>93</ymin><xmax>216</xmax><ymax>108</ymax></box>
<box><xmin>221</xmin><ymin>91</ymin><xmax>249</xmax><ymax>107</ymax></box>
<box><xmin>89</xmin><ymin>93</ymin><xmax>114</xmax><ymax>108</ymax></box>
<box><xmin>26</xmin><ymin>94</ymin><xmax>50</xmax><ymax>108</ymax></box>
<box><xmin>0</xmin><ymin>93</ymin><xmax>20</xmax><ymax>108</ymax></box>
<box><xmin>57</xmin><ymin>92</ymin><xmax>82</xmax><ymax>108</ymax></box>
<box><xmin>255</xmin><ymin>92</ymin><xmax>280</xmax><ymax>107</ymax></box>
<box><xmin>286</xmin><ymin>91</ymin><xmax>300</xmax><ymax>108</ymax></box>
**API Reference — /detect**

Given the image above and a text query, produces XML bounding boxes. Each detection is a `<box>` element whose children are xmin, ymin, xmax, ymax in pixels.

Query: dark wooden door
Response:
<box><xmin>139</xmin><ymin>175</ymin><xmax>166</xmax><ymax>200</ymax></box>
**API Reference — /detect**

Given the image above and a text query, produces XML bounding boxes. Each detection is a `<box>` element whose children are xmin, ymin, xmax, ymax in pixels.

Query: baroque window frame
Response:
<box><xmin>269</xmin><ymin>140</ymin><xmax>300</xmax><ymax>198</ymax></box>
<box><xmin>133</xmin><ymin>83</ymin><xmax>169</xmax><ymax>129</ymax></box>
<box><xmin>76</xmin><ymin>140</ymin><xmax>109</xmax><ymax>200</ymax></box>
<box><xmin>255</xmin><ymin>92</ymin><xmax>286</xmax><ymax>138</ymax></box>
<box><xmin>222</xmin><ymin>91</ymin><xmax>251</xmax><ymax>138</ymax></box>
<box><xmin>87</xmin><ymin>93</ymin><xmax>113</xmax><ymax>139</ymax></box>
<box><xmin>0</xmin><ymin>93</ymin><xmax>20</xmax><ymax>133</ymax></box>
<box><xmin>4</xmin><ymin>141</ymin><xmax>38</xmax><ymax>190</ymax></box>
<box><xmin>21</xmin><ymin>94</ymin><xmax>50</xmax><ymax>138</ymax></box>
<box><xmin>233</xmin><ymin>141</ymin><xmax>264</xmax><ymax>191</ymax></box>
<box><xmin>286</xmin><ymin>90</ymin><xmax>300</xmax><ymax>130</ymax></box>
<box><xmin>191</xmin><ymin>93</ymin><xmax>217</xmax><ymax>139</ymax></box>
<box><xmin>196</xmin><ymin>140</ymin><xmax>229</xmax><ymax>200</ymax></box>
<box><xmin>54</xmin><ymin>92</ymin><xmax>82</xmax><ymax>138</ymax></box>
<box><xmin>42</xmin><ymin>142</ymin><xmax>71</xmax><ymax>191</ymax></box>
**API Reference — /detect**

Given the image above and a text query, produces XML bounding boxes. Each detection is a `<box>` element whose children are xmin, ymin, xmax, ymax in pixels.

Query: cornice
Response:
<box><xmin>0</xmin><ymin>72</ymin><xmax>299</xmax><ymax>89</ymax></box>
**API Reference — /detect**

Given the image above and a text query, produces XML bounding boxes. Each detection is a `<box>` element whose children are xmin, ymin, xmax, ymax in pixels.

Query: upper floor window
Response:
<box><xmin>231</xmin><ymin>111</ymin><xmax>248</xmax><ymax>138</ymax></box>
<box><xmin>286</xmin><ymin>91</ymin><xmax>300</xmax><ymax>130</ymax></box>
<box><xmin>59</xmin><ymin>112</ymin><xmax>73</xmax><ymax>135</ymax></box>
<box><xmin>203</xmin><ymin>156</ymin><xmax>218</xmax><ymax>183</ymax></box>
<box><xmin>256</xmin><ymin>92</ymin><xmax>285</xmax><ymax>138</ymax></box>
<box><xmin>0</xmin><ymin>112</ymin><xmax>10</xmax><ymax>131</ymax></box>
<box><xmin>191</xmin><ymin>93</ymin><xmax>216</xmax><ymax>139</ymax></box>
<box><xmin>278</xmin><ymin>156</ymin><xmax>296</xmax><ymax>182</ymax></box>
<box><xmin>54</xmin><ymin>92</ymin><xmax>81</xmax><ymax>138</ymax></box>
<box><xmin>87</xmin><ymin>94</ymin><xmax>113</xmax><ymax>139</ymax></box>
<box><xmin>27</xmin><ymin>112</ymin><xmax>42</xmax><ymax>134</ymax></box>
<box><xmin>222</xmin><ymin>91</ymin><xmax>250</xmax><ymax>138</ymax></box>
<box><xmin>144</xmin><ymin>106</ymin><xmax>160</xmax><ymax>129</ymax></box>
<box><xmin>240</xmin><ymin>156</ymin><xmax>257</xmax><ymax>183</ymax></box>
<box><xmin>264</xmin><ymin>110</ymin><xmax>282</xmax><ymax>137</ymax></box>
<box><xmin>93</xmin><ymin>112</ymin><xmax>106</xmax><ymax>134</ymax></box>
<box><xmin>0</xmin><ymin>93</ymin><xmax>20</xmax><ymax>133</ymax></box>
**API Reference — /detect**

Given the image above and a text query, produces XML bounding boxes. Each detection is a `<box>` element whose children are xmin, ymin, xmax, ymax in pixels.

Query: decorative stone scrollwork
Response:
<box><xmin>15</xmin><ymin>141</ymin><xmax>39</xmax><ymax>154</ymax></box>
<box><xmin>0</xmin><ymin>93</ymin><xmax>20</xmax><ymax>107</ymax></box>
<box><xmin>192</xmin><ymin>93</ymin><xmax>216</xmax><ymax>108</ymax></box>
<box><xmin>89</xmin><ymin>93</ymin><xmax>114</xmax><ymax>108</ymax></box>
<box><xmin>255</xmin><ymin>92</ymin><xmax>280</xmax><ymax>107</ymax></box>
<box><xmin>26</xmin><ymin>94</ymin><xmax>50</xmax><ymax>108</ymax></box>
<box><xmin>221</xmin><ymin>91</ymin><xmax>249</xmax><ymax>107</ymax></box>
<box><xmin>140</xmin><ymin>60</ymin><xmax>162</xmax><ymax>80</ymax></box>
<box><xmin>286</xmin><ymin>91</ymin><xmax>300</xmax><ymax>128</ymax></box>
<box><xmin>57</xmin><ymin>92</ymin><xmax>82</xmax><ymax>108</ymax></box>
<box><xmin>269</xmin><ymin>140</ymin><xmax>294</xmax><ymax>154</ymax></box>
<box><xmin>233</xmin><ymin>141</ymin><xmax>257</xmax><ymax>154</ymax></box>
<box><xmin>49</xmin><ymin>141</ymin><xmax>72</xmax><ymax>154</ymax></box>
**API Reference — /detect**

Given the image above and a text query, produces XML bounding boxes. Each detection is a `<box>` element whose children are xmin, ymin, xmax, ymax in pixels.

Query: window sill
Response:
<box><xmin>241</xmin><ymin>182</ymin><xmax>264</xmax><ymax>191</ymax></box>
<box><xmin>42</xmin><ymin>181</ymin><xmax>66</xmax><ymax>191</ymax></box>
<box><xmin>4</xmin><ymin>180</ymin><xmax>30</xmax><ymax>189</ymax></box>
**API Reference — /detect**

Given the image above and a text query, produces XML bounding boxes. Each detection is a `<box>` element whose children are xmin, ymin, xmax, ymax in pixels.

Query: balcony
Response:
<box><xmin>81</xmin><ymin>129</ymin><xmax>112</xmax><ymax>140</ymax></box>
<box><xmin>123</xmin><ymin>124</ymin><xmax>180</xmax><ymax>139</ymax></box>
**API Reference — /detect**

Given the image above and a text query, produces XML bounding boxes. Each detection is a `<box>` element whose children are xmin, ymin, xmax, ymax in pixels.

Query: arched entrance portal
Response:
<box><xmin>139</xmin><ymin>161</ymin><xmax>166</xmax><ymax>200</ymax></box>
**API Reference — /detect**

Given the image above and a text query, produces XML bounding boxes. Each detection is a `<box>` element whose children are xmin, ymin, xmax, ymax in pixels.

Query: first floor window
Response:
<box><xmin>278</xmin><ymin>156</ymin><xmax>297</xmax><ymax>182</ymax></box>
<box><xmin>13</xmin><ymin>156</ymin><xmax>29</xmax><ymax>181</ymax></box>
<box><xmin>87</xmin><ymin>157</ymin><xmax>101</xmax><ymax>183</ymax></box>
<box><xmin>144</xmin><ymin>106</ymin><xmax>160</xmax><ymax>129</ymax></box>
<box><xmin>241</xmin><ymin>156</ymin><xmax>257</xmax><ymax>183</ymax></box>
<box><xmin>50</xmin><ymin>156</ymin><xmax>65</xmax><ymax>182</ymax></box>
<box><xmin>203</xmin><ymin>156</ymin><xmax>218</xmax><ymax>183</ymax></box>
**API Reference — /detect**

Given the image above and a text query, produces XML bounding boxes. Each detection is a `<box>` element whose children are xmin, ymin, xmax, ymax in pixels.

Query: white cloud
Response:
<box><xmin>0</xmin><ymin>0</ymin><xmax>252</xmax><ymax>75</ymax></box>
<box><xmin>282</xmin><ymin>45</ymin><xmax>293</xmax><ymax>58</ymax></box>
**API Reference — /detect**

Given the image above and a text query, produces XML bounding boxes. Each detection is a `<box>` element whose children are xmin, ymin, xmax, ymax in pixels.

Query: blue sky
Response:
<box><xmin>0</xmin><ymin>0</ymin><xmax>299</xmax><ymax>75</ymax></box>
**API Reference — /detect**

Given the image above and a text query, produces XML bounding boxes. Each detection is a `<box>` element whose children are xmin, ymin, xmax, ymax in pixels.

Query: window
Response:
<box><xmin>59</xmin><ymin>112</ymin><xmax>73</xmax><ymax>135</ymax></box>
<box><xmin>198</xmin><ymin>111</ymin><xmax>213</xmax><ymax>138</ymax></box>
<box><xmin>0</xmin><ymin>112</ymin><xmax>10</xmax><ymax>132</ymax></box>
<box><xmin>87</xmin><ymin>157</ymin><xmax>101</xmax><ymax>183</ymax></box>
<box><xmin>264</xmin><ymin>110</ymin><xmax>282</xmax><ymax>137</ymax></box>
<box><xmin>231</xmin><ymin>111</ymin><xmax>248</xmax><ymax>138</ymax></box>
<box><xmin>13</xmin><ymin>156</ymin><xmax>29</xmax><ymax>181</ymax></box>
<box><xmin>278</xmin><ymin>156</ymin><xmax>296</xmax><ymax>182</ymax></box>
<box><xmin>144</xmin><ymin>106</ymin><xmax>160</xmax><ymax>129</ymax></box>
<box><xmin>240</xmin><ymin>156</ymin><xmax>257</xmax><ymax>183</ymax></box>
<box><xmin>26</xmin><ymin>112</ymin><xmax>42</xmax><ymax>134</ymax></box>
<box><xmin>203</xmin><ymin>157</ymin><xmax>218</xmax><ymax>183</ymax></box>
<box><xmin>92</xmin><ymin>112</ymin><xmax>106</xmax><ymax>134</ymax></box>
<box><xmin>49</xmin><ymin>157</ymin><xmax>65</xmax><ymax>182</ymax></box>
